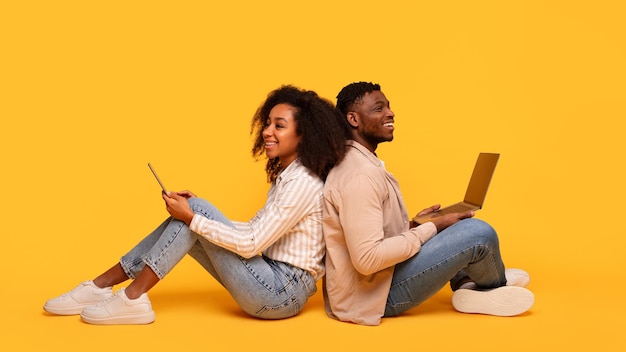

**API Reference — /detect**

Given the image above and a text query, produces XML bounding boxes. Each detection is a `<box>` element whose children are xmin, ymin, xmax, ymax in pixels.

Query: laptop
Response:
<box><xmin>413</xmin><ymin>153</ymin><xmax>500</xmax><ymax>224</ymax></box>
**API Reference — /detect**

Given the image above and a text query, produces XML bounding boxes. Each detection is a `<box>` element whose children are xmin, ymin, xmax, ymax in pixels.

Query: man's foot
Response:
<box><xmin>457</xmin><ymin>268</ymin><xmax>530</xmax><ymax>290</ymax></box>
<box><xmin>80</xmin><ymin>288</ymin><xmax>155</xmax><ymax>325</ymax></box>
<box><xmin>452</xmin><ymin>286</ymin><xmax>534</xmax><ymax>316</ymax></box>
<box><xmin>43</xmin><ymin>281</ymin><xmax>113</xmax><ymax>315</ymax></box>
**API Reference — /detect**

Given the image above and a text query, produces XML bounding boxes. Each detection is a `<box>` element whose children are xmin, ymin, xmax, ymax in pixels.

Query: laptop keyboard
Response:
<box><xmin>436</xmin><ymin>203</ymin><xmax>476</xmax><ymax>216</ymax></box>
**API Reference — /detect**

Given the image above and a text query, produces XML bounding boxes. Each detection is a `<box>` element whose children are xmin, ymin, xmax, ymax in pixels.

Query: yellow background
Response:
<box><xmin>1</xmin><ymin>0</ymin><xmax>624</xmax><ymax>350</ymax></box>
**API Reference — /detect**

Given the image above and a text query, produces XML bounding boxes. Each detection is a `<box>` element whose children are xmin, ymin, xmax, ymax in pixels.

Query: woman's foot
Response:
<box><xmin>80</xmin><ymin>288</ymin><xmax>155</xmax><ymax>325</ymax></box>
<box><xmin>43</xmin><ymin>281</ymin><xmax>113</xmax><ymax>315</ymax></box>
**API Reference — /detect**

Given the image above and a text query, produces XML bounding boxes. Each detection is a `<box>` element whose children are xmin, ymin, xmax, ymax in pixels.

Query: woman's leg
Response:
<box><xmin>92</xmin><ymin>263</ymin><xmax>127</xmax><ymax>289</ymax></box>
<box><xmin>190</xmin><ymin>238</ymin><xmax>316</xmax><ymax>319</ymax></box>
<box><xmin>184</xmin><ymin>198</ymin><xmax>316</xmax><ymax>319</ymax></box>
<box><xmin>43</xmin><ymin>218</ymin><xmax>174</xmax><ymax>315</ymax></box>
<box><xmin>121</xmin><ymin>217</ymin><xmax>196</xmax><ymax>298</ymax></box>
<box><xmin>79</xmin><ymin>199</ymin><xmax>229</xmax><ymax>324</ymax></box>
<box><xmin>384</xmin><ymin>218</ymin><xmax>506</xmax><ymax>316</ymax></box>
<box><xmin>83</xmin><ymin>217</ymin><xmax>174</xmax><ymax>290</ymax></box>
<box><xmin>105</xmin><ymin>196</ymin><xmax>231</xmax><ymax>297</ymax></box>
<box><xmin>92</xmin><ymin>222</ymin><xmax>169</xmax><ymax>290</ymax></box>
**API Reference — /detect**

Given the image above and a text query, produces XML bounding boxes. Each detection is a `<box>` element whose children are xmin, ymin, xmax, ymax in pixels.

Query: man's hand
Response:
<box><xmin>416</xmin><ymin>204</ymin><xmax>441</xmax><ymax>217</ymax></box>
<box><xmin>410</xmin><ymin>204</ymin><xmax>441</xmax><ymax>227</ymax></box>
<box><xmin>430</xmin><ymin>211</ymin><xmax>475</xmax><ymax>232</ymax></box>
<box><xmin>411</xmin><ymin>204</ymin><xmax>474</xmax><ymax>230</ymax></box>
<box><xmin>162</xmin><ymin>191</ymin><xmax>195</xmax><ymax>225</ymax></box>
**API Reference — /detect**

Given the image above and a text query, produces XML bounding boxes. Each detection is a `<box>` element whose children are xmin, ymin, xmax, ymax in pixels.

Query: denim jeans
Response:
<box><xmin>384</xmin><ymin>218</ymin><xmax>506</xmax><ymax>317</ymax></box>
<box><xmin>119</xmin><ymin>197</ymin><xmax>317</xmax><ymax>319</ymax></box>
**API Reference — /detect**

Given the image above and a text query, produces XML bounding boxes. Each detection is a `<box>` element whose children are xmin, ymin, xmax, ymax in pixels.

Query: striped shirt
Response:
<box><xmin>189</xmin><ymin>159</ymin><xmax>325</xmax><ymax>280</ymax></box>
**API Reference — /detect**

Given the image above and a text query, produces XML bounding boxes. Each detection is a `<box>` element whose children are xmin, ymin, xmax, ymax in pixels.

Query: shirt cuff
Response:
<box><xmin>189</xmin><ymin>213</ymin><xmax>203</xmax><ymax>234</ymax></box>
<box><xmin>413</xmin><ymin>221</ymin><xmax>437</xmax><ymax>244</ymax></box>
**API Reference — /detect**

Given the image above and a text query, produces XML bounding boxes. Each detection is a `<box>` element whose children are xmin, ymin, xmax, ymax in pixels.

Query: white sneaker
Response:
<box><xmin>503</xmin><ymin>268</ymin><xmax>531</xmax><ymax>287</ymax></box>
<box><xmin>43</xmin><ymin>281</ymin><xmax>113</xmax><ymax>315</ymax></box>
<box><xmin>457</xmin><ymin>268</ymin><xmax>530</xmax><ymax>290</ymax></box>
<box><xmin>452</xmin><ymin>286</ymin><xmax>534</xmax><ymax>316</ymax></box>
<box><xmin>80</xmin><ymin>288</ymin><xmax>155</xmax><ymax>325</ymax></box>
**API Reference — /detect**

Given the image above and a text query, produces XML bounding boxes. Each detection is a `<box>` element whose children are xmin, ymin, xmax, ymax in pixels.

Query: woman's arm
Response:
<box><xmin>190</xmin><ymin>175</ymin><xmax>320</xmax><ymax>258</ymax></box>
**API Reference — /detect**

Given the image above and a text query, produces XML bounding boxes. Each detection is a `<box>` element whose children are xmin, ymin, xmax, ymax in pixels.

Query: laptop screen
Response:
<box><xmin>464</xmin><ymin>153</ymin><xmax>499</xmax><ymax>207</ymax></box>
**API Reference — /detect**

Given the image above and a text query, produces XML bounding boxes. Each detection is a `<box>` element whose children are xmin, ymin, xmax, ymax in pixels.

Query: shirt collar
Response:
<box><xmin>346</xmin><ymin>140</ymin><xmax>384</xmax><ymax>168</ymax></box>
<box><xmin>276</xmin><ymin>158</ymin><xmax>302</xmax><ymax>183</ymax></box>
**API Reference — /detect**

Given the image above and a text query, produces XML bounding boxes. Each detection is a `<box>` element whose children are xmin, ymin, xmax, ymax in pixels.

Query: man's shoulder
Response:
<box><xmin>326</xmin><ymin>149</ymin><xmax>384</xmax><ymax>187</ymax></box>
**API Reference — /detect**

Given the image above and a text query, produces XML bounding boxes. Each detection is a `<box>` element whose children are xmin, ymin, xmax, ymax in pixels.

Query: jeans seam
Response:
<box><xmin>386</xmin><ymin>246</ymin><xmax>477</xmax><ymax>313</ymax></box>
<box><xmin>141</xmin><ymin>220</ymin><xmax>186</xmax><ymax>279</ymax></box>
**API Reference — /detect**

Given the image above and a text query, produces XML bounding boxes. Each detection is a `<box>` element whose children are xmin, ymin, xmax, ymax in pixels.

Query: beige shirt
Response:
<box><xmin>322</xmin><ymin>141</ymin><xmax>437</xmax><ymax>325</ymax></box>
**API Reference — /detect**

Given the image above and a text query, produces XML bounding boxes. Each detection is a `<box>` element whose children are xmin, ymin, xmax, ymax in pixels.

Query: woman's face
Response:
<box><xmin>263</xmin><ymin>103</ymin><xmax>301</xmax><ymax>168</ymax></box>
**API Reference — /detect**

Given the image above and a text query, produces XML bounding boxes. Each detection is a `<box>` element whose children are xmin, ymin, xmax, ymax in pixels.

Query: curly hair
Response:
<box><xmin>251</xmin><ymin>85</ymin><xmax>346</xmax><ymax>183</ymax></box>
<box><xmin>334</xmin><ymin>82</ymin><xmax>381</xmax><ymax>139</ymax></box>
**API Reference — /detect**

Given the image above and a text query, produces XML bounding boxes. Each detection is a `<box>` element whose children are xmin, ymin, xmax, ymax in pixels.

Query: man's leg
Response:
<box><xmin>384</xmin><ymin>218</ymin><xmax>506</xmax><ymax>316</ymax></box>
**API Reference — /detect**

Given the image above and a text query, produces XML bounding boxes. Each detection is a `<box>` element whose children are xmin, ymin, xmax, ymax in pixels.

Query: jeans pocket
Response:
<box><xmin>254</xmin><ymin>294</ymin><xmax>300</xmax><ymax>320</ymax></box>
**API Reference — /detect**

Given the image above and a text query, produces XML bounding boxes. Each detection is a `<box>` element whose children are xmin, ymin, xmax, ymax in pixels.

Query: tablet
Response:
<box><xmin>147</xmin><ymin>162</ymin><xmax>168</xmax><ymax>194</ymax></box>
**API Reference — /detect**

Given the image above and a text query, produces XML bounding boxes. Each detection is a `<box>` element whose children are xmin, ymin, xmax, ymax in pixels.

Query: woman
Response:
<box><xmin>43</xmin><ymin>85</ymin><xmax>346</xmax><ymax>324</ymax></box>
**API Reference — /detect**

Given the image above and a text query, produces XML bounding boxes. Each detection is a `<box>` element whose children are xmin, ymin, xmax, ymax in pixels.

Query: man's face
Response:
<box><xmin>348</xmin><ymin>90</ymin><xmax>395</xmax><ymax>152</ymax></box>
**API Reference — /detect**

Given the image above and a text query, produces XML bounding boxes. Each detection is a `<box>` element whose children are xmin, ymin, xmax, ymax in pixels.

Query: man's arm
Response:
<box><xmin>338</xmin><ymin>173</ymin><xmax>434</xmax><ymax>275</ymax></box>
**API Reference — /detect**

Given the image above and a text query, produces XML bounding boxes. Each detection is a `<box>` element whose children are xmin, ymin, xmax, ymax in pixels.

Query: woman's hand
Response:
<box><xmin>163</xmin><ymin>191</ymin><xmax>195</xmax><ymax>225</ymax></box>
<box><xmin>173</xmin><ymin>190</ymin><xmax>197</xmax><ymax>199</ymax></box>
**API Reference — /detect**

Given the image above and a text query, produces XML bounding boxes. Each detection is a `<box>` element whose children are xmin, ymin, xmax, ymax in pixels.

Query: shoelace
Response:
<box><xmin>57</xmin><ymin>282</ymin><xmax>89</xmax><ymax>298</ymax></box>
<box><xmin>94</xmin><ymin>290</ymin><xmax>122</xmax><ymax>307</ymax></box>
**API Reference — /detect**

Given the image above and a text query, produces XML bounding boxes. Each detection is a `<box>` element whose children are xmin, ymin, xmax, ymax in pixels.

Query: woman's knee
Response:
<box><xmin>187</xmin><ymin>197</ymin><xmax>211</xmax><ymax>209</ymax></box>
<box><xmin>187</xmin><ymin>197</ymin><xmax>233</xmax><ymax>226</ymax></box>
<box><xmin>188</xmin><ymin>197</ymin><xmax>219</xmax><ymax>216</ymax></box>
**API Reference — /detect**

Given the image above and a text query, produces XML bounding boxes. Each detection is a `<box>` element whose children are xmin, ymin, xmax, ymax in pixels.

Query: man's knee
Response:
<box><xmin>464</xmin><ymin>218</ymin><xmax>498</xmax><ymax>244</ymax></box>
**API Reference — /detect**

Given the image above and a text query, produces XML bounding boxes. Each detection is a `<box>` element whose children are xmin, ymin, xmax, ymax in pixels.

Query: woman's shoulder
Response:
<box><xmin>279</xmin><ymin>159</ymin><xmax>323</xmax><ymax>186</ymax></box>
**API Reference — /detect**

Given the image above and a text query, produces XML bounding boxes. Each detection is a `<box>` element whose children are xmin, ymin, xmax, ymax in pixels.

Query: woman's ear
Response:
<box><xmin>347</xmin><ymin>112</ymin><xmax>359</xmax><ymax>128</ymax></box>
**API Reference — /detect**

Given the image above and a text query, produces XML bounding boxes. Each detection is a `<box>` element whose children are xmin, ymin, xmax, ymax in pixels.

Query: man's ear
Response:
<box><xmin>347</xmin><ymin>112</ymin><xmax>359</xmax><ymax>128</ymax></box>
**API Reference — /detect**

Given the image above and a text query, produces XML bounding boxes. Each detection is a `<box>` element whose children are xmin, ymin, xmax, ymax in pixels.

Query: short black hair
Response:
<box><xmin>334</xmin><ymin>82</ymin><xmax>381</xmax><ymax>139</ymax></box>
<box><xmin>336</xmin><ymin>81</ymin><xmax>381</xmax><ymax>116</ymax></box>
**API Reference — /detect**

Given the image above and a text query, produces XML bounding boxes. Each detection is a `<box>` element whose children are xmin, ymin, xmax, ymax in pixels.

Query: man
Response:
<box><xmin>322</xmin><ymin>82</ymin><xmax>534</xmax><ymax>326</ymax></box>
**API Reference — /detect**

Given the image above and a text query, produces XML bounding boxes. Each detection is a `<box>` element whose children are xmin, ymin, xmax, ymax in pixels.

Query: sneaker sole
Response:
<box><xmin>43</xmin><ymin>304</ymin><xmax>86</xmax><ymax>315</ymax></box>
<box><xmin>452</xmin><ymin>286</ymin><xmax>534</xmax><ymax>316</ymax></box>
<box><xmin>44</xmin><ymin>301</ymin><xmax>106</xmax><ymax>316</ymax></box>
<box><xmin>80</xmin><ymin>311</ymin><xmax>156</xmax><ymax>325</ymax></box>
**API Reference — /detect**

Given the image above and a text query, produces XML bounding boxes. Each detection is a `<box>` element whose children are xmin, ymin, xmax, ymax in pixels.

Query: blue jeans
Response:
<box><xmin>119</xmin><ymin>198</ymin><xmax>317</xmax><ymax>319</ymax></box>
<box><xmin>384</xmin><ymin>218</ymin><xmax>506</xmax><ymax>317</ymax></box>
